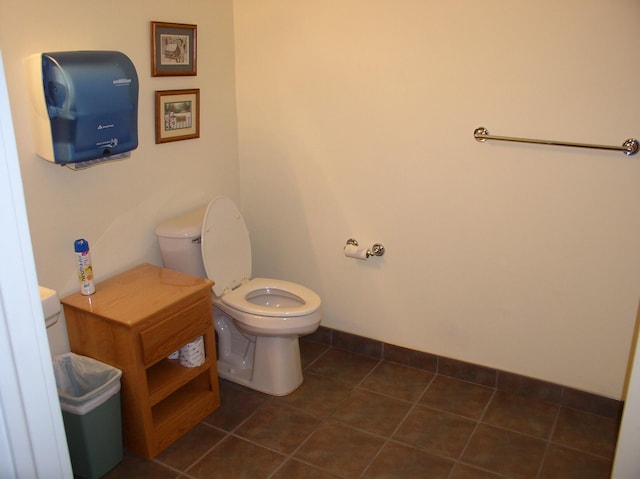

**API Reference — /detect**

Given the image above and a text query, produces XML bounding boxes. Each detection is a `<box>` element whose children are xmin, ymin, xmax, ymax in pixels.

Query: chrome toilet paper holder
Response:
<box><xmin>346</xmin><ymin>238</ymin><xmax>385</xmax><ymax>258</ymax></box>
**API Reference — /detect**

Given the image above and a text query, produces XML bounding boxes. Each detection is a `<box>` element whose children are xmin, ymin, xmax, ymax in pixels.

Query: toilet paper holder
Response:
<box><xmin>345</xmin><ymin>238</ymin><xmax>385</xmax><ymax>258</ymax></box>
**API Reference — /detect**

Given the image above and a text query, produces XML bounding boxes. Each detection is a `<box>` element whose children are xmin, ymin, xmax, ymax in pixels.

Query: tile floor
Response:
<box><xmin>104</xmin><ymin>339</ymin><xmax>621</xmax><ymax>479</ymax></box>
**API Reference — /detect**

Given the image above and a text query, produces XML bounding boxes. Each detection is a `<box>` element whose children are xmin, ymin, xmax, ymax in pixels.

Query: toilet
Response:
<box><xmin>155</xmin><ymin>196</ymin><xmax>322</xmax><ymax>396</ymax></box>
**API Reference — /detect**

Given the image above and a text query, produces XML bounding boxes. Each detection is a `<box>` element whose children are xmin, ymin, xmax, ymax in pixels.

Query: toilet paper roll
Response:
<box><xmin>344</xmin><ymin>244</ymin><xmax>368</xmax><ymax>260</ymax></box>
<box><xmin>179</xmin><ymin>336</ymin><xmax>205</xmax><ymax>367</ymax></box>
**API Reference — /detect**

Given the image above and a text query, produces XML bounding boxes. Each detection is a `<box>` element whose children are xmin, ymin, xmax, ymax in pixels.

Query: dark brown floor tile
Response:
<box><xmin>234</xmin><ymin>402</ymin><xmax>321</xmax><ymax>454</ymax></box>
<box><xmin>331</xmin><ymin>388</ymin><xmax>412</xmax><ymax>436</ymax></box>
<box><xmin>363</xmin><ymin>442</ymin><xmax>453</xmax><ymax>479</ymax></box>
<box><xmin>393</xmin><ymin>405</ymin><xmax>476</xmax><ymax>459</ymax></box>
<box><xmin>307</xmin><ymin>348</ymin><xmax>380</xmax><ymax>386</ymax></box>
<box><xmin>539</xmin><ymin>444</ymin><xmax>613</xmax><ymax>479</ymax></box>
<box><xmin>103</xmin><ymin>451</ymin><xmax>178</xmax><ymax>479</ymax></box>
<box><xmin>439</xmin><ymin>357</ymin><xmax>497</xmax><ymax>387</ymax></box>
<box><xmin>384</xmin><ymin>343</ymin><xmax>438</xmax><ymax>372</ymax></box>
<box><xmin>187</xmin><ymin>435</ymin><xmax>285</xmax><ymax>479</ymax></box>
<box><xmin>300</xmin><ymin>339</ymin><xmax>329</xmax><ymax>369</ymax></box>
<box><xmin>483</xmin><ymin>390</ymin><xmax>559</xmax><ymax>439</ymax></box>
<box><xmin>449</xmin><ymin>463</ymin><xmax>505</xmax><ymax>479</ymax></box>
<box><xmin>154</xmin><ymin>423</ymin><xmax>226</xmax><ymax>470</ymax></box>
<box><xmin>274</xmin><ymin>372</ymin><xmax>352</xmax><ymax>417</ymax></box>
<box><xmin>360</xmin><ymin>361</ymin><xmax>434</xmax><ymax>402</ymax></box>
<box><xmin>420</xmin><ymin>375</ymin><xmax>494</xmax><ymax>419</ymax></box>
<box><xmin>462</xmin><ymin>424</ymin><xmax>547</xmax><ymax>479</ymax></box>
<box><xmin>271</xmin><ymin>459</ymin><xmax>343</xmax><ymax>479</ymax></box>
<box><xmin>201</xmin><ymin>379</ymin><xmax>268</xmax><ymax>431</ymax></box>
<box><xmin>294</xmin><ymin>421</ymin><xmax>385</xmax><ymax>479</ymax></box>
<box><xmin>552</xmin><ymin>407</ymin><xmax>619</xmax><ymax>458</ymax></box>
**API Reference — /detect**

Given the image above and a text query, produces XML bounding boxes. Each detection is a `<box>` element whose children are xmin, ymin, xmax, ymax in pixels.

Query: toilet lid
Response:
<box><xmin>201</xmin><ymin>196</ymin><xmax>252</xmax><ymax>297</ymax></box>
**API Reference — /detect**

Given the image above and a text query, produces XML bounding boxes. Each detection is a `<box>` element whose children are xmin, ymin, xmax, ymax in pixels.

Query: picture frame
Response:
<box><xmin>155</xmin><ymin>89</ymin><xmax>200</xmax><ymax>144</ymax></box>
<box><xmin>151</xmin><ymin>21</ymin><xmax>197</xmax><ymax>76</ymax></box>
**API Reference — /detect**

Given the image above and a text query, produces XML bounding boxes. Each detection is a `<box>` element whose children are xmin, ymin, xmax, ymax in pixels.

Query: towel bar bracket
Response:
<box><xmin>622</xmin><ymin>138</ymin><xmax>639</xmax><ymax>156</ymax></box>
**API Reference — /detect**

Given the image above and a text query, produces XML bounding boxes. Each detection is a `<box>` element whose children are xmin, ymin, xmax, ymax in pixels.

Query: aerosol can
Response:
<box><xmin>74</xmin><ymin>239</ymin><xmax>95</xmax><ymax>295</ymax></box>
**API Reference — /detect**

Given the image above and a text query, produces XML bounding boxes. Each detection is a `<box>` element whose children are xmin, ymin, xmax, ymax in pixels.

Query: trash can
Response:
<box><xmin>53</xmin><ymin>353</ymin><xmax>123</xmax><ymax>479</ymax></box>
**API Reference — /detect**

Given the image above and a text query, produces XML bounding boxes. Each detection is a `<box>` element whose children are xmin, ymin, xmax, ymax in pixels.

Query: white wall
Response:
<box><xmin>0</xmin><ymin>1</ymin><xmax>239</xmax><ymax>352</ymax></box>
<box><xmin>234</xmin><ymin>0</ymin><xmax>640</xmax><ymax>399</ymax></box>
<box><xmin>1</xmin><ymin>0</ymin><xmax>639</xmax><ymax>400</ymax></box>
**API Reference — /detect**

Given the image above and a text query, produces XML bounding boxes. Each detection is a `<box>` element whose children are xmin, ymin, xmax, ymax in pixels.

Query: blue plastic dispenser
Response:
<box><xmin>27</xmin><ymin>51</ymin><xmax>139</xmax><ymax>168</ymax></box>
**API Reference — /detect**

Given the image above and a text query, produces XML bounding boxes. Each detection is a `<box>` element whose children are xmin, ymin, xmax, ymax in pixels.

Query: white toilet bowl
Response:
<box><xmin>219</xmin><ymin>278</ymin><xmax>321</xmax><ymax>336</ymax></box>
<box><xmin>155</xmin><ymin>196</ymin><xmax>322</xmax><ymax>396</ymax></box>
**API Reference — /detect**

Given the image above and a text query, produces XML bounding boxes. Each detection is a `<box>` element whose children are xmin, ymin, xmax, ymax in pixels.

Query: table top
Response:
<box><xmin>60</xmin><ymin>263</ymin><xmax>214</xmax><ymax>326</ymax></box>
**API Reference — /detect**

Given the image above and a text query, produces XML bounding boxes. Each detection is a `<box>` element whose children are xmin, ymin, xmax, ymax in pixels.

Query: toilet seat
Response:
<box><xmin>201</xmin><ymin>196</ymin><xmax>252</xmax><ymax>298</ymax></box>
<box><xmin>201</xmin><ymin>197</ymin><xmax>320</xmax><ymax>318</ymax></box>
<box><xmin>221</xmin><ymin>278</ymin><xmax>321</xmax><ymax>317</ymax></box>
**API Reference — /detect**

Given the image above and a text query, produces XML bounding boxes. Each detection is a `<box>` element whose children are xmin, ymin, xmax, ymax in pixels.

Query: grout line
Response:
<box><xmin>534</xmin><ymin>405</ymin><xmax>562</xmax><ymax>479</ymax></box>
<box><xmin>447</xmin><ymin>387</ymin><xmax>498</xmax><ymax>479</ymax></box>
<box><xmin>263</xmin><ymin>418</ymin><xmax>355</xmax><ymax>479</ymax></box>
<box><xmin>355</xmin><ymin>357</ymin><xmax>384</xmax><ymax>387</ymax></box>
<box><xmin>148</xmin><ymin>457</ymin><xmax>194</xmax><ymax>479</ymax></box>
<box><xmin>151</xmin><ymin>422</ymin><xmax>233</xmax><ymax>476</ymax></box>
<box><xmin>358</xmin><ymin>370</ymin><xmax>437</xmax><ymax>478</ymax></box>
<box><xmin>302</xmin><ymin>343</ymin><xmax>332</xmax><ymax>371</ymax></box>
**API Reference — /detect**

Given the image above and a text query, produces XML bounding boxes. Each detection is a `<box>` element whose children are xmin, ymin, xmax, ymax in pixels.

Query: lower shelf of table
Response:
<box><xmin>148</xmin><ymin>370</ymin><xmax>219</xmax><ymax>457</ymax></box>
<box><xmin>147</xmin><ymin>356</ymin><xmax>213</xmax><ymax>407</ymax></box>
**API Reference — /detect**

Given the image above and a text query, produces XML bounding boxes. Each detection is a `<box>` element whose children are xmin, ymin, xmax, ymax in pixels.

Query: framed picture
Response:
<box><xmin>151</xmin><ymin>21</ymin><xmax>197</xmax><ymax>76</ymax></box>
<box><xmin>155</xmin><ymin>89</ymin><xmax>200</xmax><ymax>144</ymax></box>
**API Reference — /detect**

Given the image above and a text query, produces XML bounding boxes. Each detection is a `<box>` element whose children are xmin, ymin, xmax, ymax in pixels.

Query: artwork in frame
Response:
<box><xmin>151</xmin><ymin>21</ymin><xmax>197</xmax><ymax>76</ymax></box>
<box><xmin>155</xmin><ymin>89</ymin><xmax>200</xmax><ymax>144</ymax></box>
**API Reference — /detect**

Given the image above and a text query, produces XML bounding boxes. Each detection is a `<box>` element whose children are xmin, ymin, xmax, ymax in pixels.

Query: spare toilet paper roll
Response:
<box><xmin>344</xmin><ymin>244</ymin><xmax>368</xmax><ymax>260</ymax></box>
<box><xmin>179</xmin><ymin>336</ymin><xmax>205</xmax><ymax>367</ymax></box>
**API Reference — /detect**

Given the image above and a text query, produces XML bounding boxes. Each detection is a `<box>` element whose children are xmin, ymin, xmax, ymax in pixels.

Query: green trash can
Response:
<box><xmin>53</xmin><ymin>353</ymin><xmax>123</xmax><ymax>479</ymax></box>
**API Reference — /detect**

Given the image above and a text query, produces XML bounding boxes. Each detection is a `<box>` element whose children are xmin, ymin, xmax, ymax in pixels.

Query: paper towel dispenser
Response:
<box><xmin>27</xmin><ymin>51</ymin><xmax>138</xmax><ymax>168</ymax></box>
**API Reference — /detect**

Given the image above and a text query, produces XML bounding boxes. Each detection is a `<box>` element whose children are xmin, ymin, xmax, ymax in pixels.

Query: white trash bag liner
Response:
<box><xmin>53</xmin><ymin>353</ymin><xmax>122</xmax><ymax>415</ymax></box>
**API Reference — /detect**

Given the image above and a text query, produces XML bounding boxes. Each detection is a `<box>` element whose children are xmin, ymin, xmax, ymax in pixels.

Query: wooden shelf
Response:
<box><xmin>152</xmin><ymin>372</ymin><xmax>214</xmax><ymax>427</ymax></box>
<box><xmin>152</xmin><ymin>375</ymin><xmax>217</xmax><ymax>454</ymax></box>
<box><xmin>147</xmin><ymin>357</ymin><xmax>212</xmax><ymax>407</ymax></box>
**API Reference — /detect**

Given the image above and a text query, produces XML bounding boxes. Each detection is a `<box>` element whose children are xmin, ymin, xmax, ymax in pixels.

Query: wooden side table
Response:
<box><xmin>61</xmin><ymin>263</ymin><xmax>220</xmax><ymax>459</ymax></box>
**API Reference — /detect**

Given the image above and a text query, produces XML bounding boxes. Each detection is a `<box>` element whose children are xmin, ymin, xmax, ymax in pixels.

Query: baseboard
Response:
<box><xmin>303</xmin><ymin>326</ymin><xmax>623</xmax><ymax>420</ymax></box>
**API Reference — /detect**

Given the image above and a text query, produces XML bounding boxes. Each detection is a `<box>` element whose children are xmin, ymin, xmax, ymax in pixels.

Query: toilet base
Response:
<box><xmin>213</xmin><ymin>310</ymin><xmax>304</xmax><ymax>396</ymax></box>
<box><xmin>217</xmin><ymin>336</ymin><xmax>303</xmax><ymax>396</ymax></box>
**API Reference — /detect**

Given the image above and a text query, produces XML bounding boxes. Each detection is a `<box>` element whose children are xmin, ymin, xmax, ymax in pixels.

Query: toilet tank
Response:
<box><xmin>155</xmin><ymin>207</ymin><xmax>207</xmax><ymax>278</ymax></box>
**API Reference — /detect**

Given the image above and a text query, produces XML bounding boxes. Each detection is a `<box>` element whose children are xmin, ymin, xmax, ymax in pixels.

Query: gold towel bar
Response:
<box><xmin>474</xmin><ymin>127</ymin><xmax>638</xmax><ymax>156</ymax></box>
